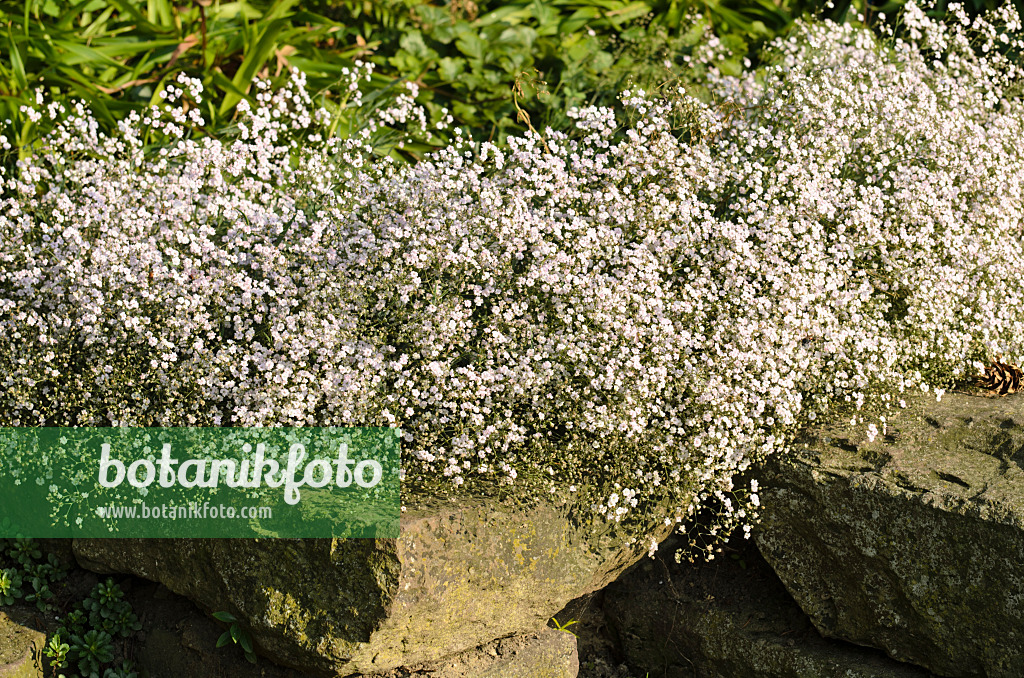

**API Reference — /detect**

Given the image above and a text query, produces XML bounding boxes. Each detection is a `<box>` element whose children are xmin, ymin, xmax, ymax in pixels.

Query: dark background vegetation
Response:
<box><xmin>0</xmin><ymin>0</ymin><xmax>1011</xmax><ymax>170</ymax></box>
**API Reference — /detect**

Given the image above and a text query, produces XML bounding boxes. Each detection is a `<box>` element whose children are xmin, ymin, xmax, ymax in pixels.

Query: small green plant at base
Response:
<box><xmin>82</xmin><ymin>579</ymin><xmax>142</xmax><ymax>638</ymax></box>
<box><xmin>550</xmin><ymin>616</ymin><xmax>578</xmax><ymax>637</ymax></box>
<box><xmin>0</xmin><ymin>568</ymin><xmax>23</xmax><ymax>605</ymax></box>
<box><xmin>43</xmin><ymin>632</ymin><xmax>70</xmax><ymax>675</ymax></box>
<box><xmin>49</xmin><ymin>579</ymin><xmax>141</xmax><ymax>678</ymax></box>
<box><xmin>60</xmin><ymin>609</ymin><xmax>88</xmax><ymax>637</ymax></box>
<box><xmin>69</xmin><ymin>629</ymin><xmax>115</xmax><ymax>678</ymax></box>
<box><xmin>0</xmin><ymin>538</ymin><xmax>67</xmax><ymax>611</ymax></box>
<box><xmin>213</xmin><ymin>611</ymin><xmax>257</xmax><ymax>664</ymax></box>
<box><xmin>8</xmin><ymin>538</ymin><xmax>41</xmax><ymax>566</ymax></box>
<box><xmin>101</xmin><ymin>661</ymin><xmax>138</xmax><ymax>678</ymax></box>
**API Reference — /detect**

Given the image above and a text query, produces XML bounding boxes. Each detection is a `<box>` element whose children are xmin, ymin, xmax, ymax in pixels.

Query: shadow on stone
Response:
<box><xmin>588</xmin><ymin>532</ymin><xmax>938</xmax><ymax>678</ymax></box>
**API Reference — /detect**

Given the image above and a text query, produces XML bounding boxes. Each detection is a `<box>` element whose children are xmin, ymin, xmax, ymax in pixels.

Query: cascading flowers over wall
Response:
<box><xmin>2</xmin><ymin>2</ymin><xmax>1023</xmax><ymax>558</ymax></box>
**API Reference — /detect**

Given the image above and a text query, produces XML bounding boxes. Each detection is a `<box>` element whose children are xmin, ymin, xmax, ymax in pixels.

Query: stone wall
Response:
<box><xmin>596</xmin><ymin>392</ymin><xmax>1023</xmax><ymax>678</ymax></box>
<box><xmin>4</xmin><ymin>393</ymin><xmax>1019</xmax><ymax>678</ymax></box>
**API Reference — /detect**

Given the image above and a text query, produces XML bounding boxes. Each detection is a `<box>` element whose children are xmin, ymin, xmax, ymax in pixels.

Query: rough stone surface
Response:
<box><xmin>75</xmin><ymin>493</ymin><xmax>670</xmax><ymax>676</ymax></box>
<box><xmin>131</xmin><ymin>580</ymin><xmax>578</xmax><ymax>678</ymax></box>
<box><xmin>756</xmin><ymin>392</ymin><xmax>1024</xmax><ymax>678</ymax></box>
<box><xmin>601</xmin><ymin>533</ymin><xmax>936</xmax><ymax>678</ymax></box>
<box><xmin>0</xmin><ymin>608</ymin><xmax>45</xmax><ymax>678</ymax></box>
<box><xmin>131</xmin><ymin>581</ymin><xmax>318</xmax><ymax>678</ymax></box>
<box><xmin>366</xmin><ymin>628</ymin><xmax>578</xmax><ymax>678</ymax></box>
<box><xmin>556</xmin><ymin>590</ymin><xmax>636</xmax><ymax>678</ymax></box>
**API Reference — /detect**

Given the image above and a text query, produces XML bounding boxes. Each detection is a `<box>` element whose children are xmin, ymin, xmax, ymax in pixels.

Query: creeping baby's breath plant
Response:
<box><xmin>2</xmin><ymin>3</ymin><xmax>1024</xmax><ymax>555</ymax></box>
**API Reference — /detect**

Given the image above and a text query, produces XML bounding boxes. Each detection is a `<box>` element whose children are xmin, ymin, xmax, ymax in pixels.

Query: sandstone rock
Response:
<box><xmin>134</xmin><ymin>575</ymin><xmax>578</xmax><ymax>678</ymax></box>
<box><xmin>367</xmin><ymin>628</ymin><xmax>578</xmax><ymax>678</ymax></box>
<box><xmin>75</xmin><ymin>493</ymin><xmax>670</xmax><ymax>676</ymax></box>
<box><xmin>756</xmin><ymin>393</ymin><xmax>1024</xmax><ymax>677</ymax></box>
<box><xmin>0</xmin><ymin>608</ymin><xmax>45</xmax><ymax>678</ymax></box>
<box><xmin>601</xmin><ymin>534</ymin><xmax>936</xmax><ymax>678</ymax></box>
<box><xmin>131</xmin><ymin>581</ymin><xmax>317</xmax><ymax>678</ymax></box>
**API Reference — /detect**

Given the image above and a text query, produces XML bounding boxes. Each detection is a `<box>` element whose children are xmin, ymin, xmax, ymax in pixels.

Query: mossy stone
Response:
<box><xmin>74</xmin><ymin>491</ymin><xmax>675</xmax><ymax>675</ymax></box>
<box><xmin>0</xmin><ymin>609</ymin><xmax>44</xmax><ymax>678</ymax></box>
<box><xmin>756</xmin><ymin>393</ymin><xmax>1024</xmax><ymax>678</ymax></box>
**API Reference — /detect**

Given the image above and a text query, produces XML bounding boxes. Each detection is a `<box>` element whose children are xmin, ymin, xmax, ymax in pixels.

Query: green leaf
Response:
<box><xmin>565</xmin><ymin>34</ymin><xmax>598</xmax><ymax>62</ymax></box>
<box><xmin>414</xmin><ymin>4</ymin><xmax>450</xmax><ymax>28</ymax></box>
<box><xmin>219</xmin><ymin>17</ymin><xmax>291</xmax><ymax>116</ymax></box>
<box><xmin>76</xmin><ymin>5</ymin><xmax>119</xmax><ymax>39</ymax></box>
<box><xmin>663</xmin><ymin>0</ymin><xmax>683</xmax><ymax>29</ymax></box>
<box><xmin>475</xmin><ymin>5</ymin><xmax>533</xmax><ymax>26</ymax></box>
<box><xmin>262</xmin><ymin>0</ymin><xmax>300</xmax><ymax>24</ymax></box>
<box><xmin>212</xmin><ymin>611</ymin><xmax>236</xmax><ymax>623</ymax></box>
<box><xmin>96</xmin><ymin>36</ymin><xmax>184</xmax><ymax>56</ymax></box>
<box><xmin>51</xmin><ymin>40</ymin><xmax>125</xmax><ymax>68</ymax></box>
<box><xmin>591</xmin><ymin>50</ymin><xmax>613</xmax><ymax>71</ymax></box>
<box><xmin>455</xmin><ymin>30</ymin><xmax>485</xmax><ymax>62</ymax></box>
<box><xmin>102</xmin><ymin>0</ymin><xmax>157</xmax><ymax>30</ymax></box>
<box><xmin>438</xmin><ymin>57</ymin><xmax>465</xmax><ymax>82</ymax></box>
<box><xmin>451</xmin><ymin>99</ymin><xmax>480</xmax><ymax>123</ymax></box>
<box><xmin>497</xmin><ymin>25</ymin><xmax>538</xmax><ymax>49</ymax></box>
<box><xmin>430</xmin><ymin>22</ymin><xmax>457</xmax><ymax>44</ymax></box>
<box><xmin>216</xmin><ymin>631</ymin><xmax>231</xmax><ymax>648</ymax></box>
<box><xmin>399</xmin><ymin>30</ymin><xmax>434</xmax><ymax>60</ymax></box>
<box><xmin>620</xmin><ymin>25</ymin><xmax>645</xmax><ymax>41</ymax></box>
<box><xmin>559</xmin><ymin>8</ymin><xmax>599</xmax><ymax>34</ymax></box>
<box><xmin>720</xmin><ymin>33</ymin><xmax>747</xmax><ymax>54</ymax></box>
<box><xmin>532</xmin><ymin>0</ymin><xmax>560</xmax><ymax>35</ymax></box>
<box><xmin>681</xmin><ymin>18</ymin><xmax>709</xmax><ymax>47</ymax></box>
<box><xmin>718</xmin><ymin>58</ymin><xmax>743</xmax><ymax>76</ymax></box>
<box><xmin>6</xmin><ymin>27</ymin><xmax>27</xmax><ymax>91</ymax></box>
<box><xmin>146</xmin><ymin>0</ymin><xmax>174</xmax><ymax>28</ymax></box>
<box><xmin>238</xmin><ymin>632</ymin><xmax>254</xmax><ymax>654</ymax></box>
<box><xmin>389</xmin><ymin>52</ymin><xmax>423</xmax><ymax>74</ymax></box>
<box><xmin>827</xmin><ymin>0</ymin><xmax>854</xmax><ymax>24</ymax></box>
<box><xmin>598</xmin><ymin>1</ymin><xmax>651</xmax><ymax>28</ymax></box>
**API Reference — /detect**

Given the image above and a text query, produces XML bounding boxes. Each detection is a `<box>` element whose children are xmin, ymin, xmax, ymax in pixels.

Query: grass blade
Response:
<box><xmin>219</xmin><ymin>17</ymin><xmax>291</xmax><ymax>116</ymax></box>
<box><xmin>6</xmin><ymin>26</ymin><xmax>28</xmax><ymax>91</ymax></box>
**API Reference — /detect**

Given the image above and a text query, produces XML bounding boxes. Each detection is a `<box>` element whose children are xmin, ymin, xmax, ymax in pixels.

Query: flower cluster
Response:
<box><xmin>3</xmin><ymin>3</ymin><xmax>1024</xmax><ymax>552</ymax></box>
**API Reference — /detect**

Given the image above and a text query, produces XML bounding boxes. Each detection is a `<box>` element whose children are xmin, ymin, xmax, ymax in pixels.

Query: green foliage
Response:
<box><xmin>0</xmin><ymin>538</ymin><xmax>67</xmax><ymax>611</ymax></box>
<box><xmin>1</xmin><ymin>0</ymin><xmax>1014</xmax><ymax>168</ymax></box>
<box><xmin>68</xmin><ymin>629</ymin><xmax>115</xmax><ymax>678</ymax></box>
<box><xmin>310</xmin><ymin>0</ymin><xmax>1024</xmax><ymax>139</ymax></box>
<box><xmin>0</xmin><ymin>0</ymin><xmax>384</xmax><ymax>166</ymax></box>
<box><xmin>81</xmin><ymin>579</ymin><xmax>142</xmax><ymax>638</ymax></box>
<box><xmin>44</xmin><ymin>633</ymin><xmax>71</xmax><ymax>673</ymax></box>
<box><xmin>102</xmin><ymin>661</ymin><xmax>139</xmax><ymax>678</ymax></box>
<box><xmin>49</xmin><ymin>579</ymin><xmax>141</xmax><ymax>678</ymax></box>
<box><xmin>213</xmin><ymin>610</ymin><xmax>258</xmax><ymax>664</ymax></box>
<box><xmin>0</xmin><ymin>0</ymin><xmax>802</xmax><ymax>168</ymax></box>
<box><xmin>316</xmin><ymin>0</ymin><xmax>794</xmax><ymax>144</ymax></box>
<box><xmin>550</xmin><ymin>615</ymin><xmax>579</xmax><ymax>636</ymax></box>
<box><xmin>0</xmin><ymin>568</ymin><xmax>22</xmax><ymax>605</ymax></box>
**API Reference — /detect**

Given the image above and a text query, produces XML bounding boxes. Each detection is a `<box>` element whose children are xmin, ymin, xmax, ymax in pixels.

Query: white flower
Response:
<box><xmin>4</xmin><ymin>3</ymin><xmax>1023</xmax><ymax>550</ymax></box>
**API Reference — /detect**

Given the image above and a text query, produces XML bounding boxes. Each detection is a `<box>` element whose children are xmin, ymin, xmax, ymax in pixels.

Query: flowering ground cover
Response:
<box><xmin>2</xmin><ymin>2</ymin><xmax>1024</xmax><ymax>557</ymax></box>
